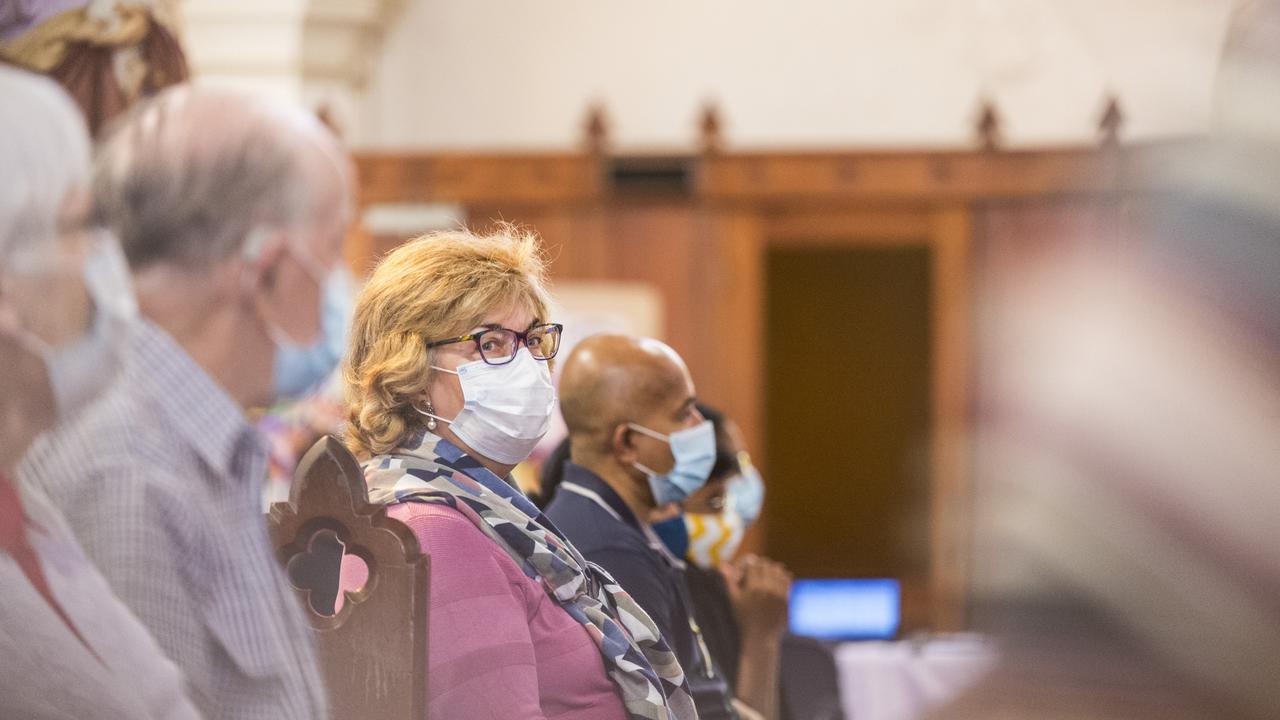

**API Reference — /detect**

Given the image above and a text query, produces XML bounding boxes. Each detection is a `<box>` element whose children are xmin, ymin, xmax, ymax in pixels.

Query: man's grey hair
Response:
<box><xmin>0</xmin><ymin>66</ymin><xmax>92</xmax><ymax>261</ymax></box>
<box><xmin>92</xmin><ymin>83</ymin><xmax>350</xmax><ymax>271</ymax></box>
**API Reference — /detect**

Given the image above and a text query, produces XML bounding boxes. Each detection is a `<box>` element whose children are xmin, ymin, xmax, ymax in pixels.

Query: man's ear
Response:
<box><xmin>610</xmin><ymin>423</ymin><xmax>637</xmax><ymax>465</ymax></box>
<box><xmin>240</xmin><ymin>226</ymin><xmax>288</xmax><ymax>293</ymax></box>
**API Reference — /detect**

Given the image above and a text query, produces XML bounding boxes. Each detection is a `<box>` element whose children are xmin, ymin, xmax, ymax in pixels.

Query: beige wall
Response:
<box><xmin>351</xmin><ymin>0</ymin><xmax>1234</xmax><ymax>150</ymax></box>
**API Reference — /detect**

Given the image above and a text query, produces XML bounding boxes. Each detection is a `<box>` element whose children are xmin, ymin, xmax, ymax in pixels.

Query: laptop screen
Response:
<box><xmin>789</xmin><ymin>578</ymin><xmax>901</xmax><ymax>640</ymax></box>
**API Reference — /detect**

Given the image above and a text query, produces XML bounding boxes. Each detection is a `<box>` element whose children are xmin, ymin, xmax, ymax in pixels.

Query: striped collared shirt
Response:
<box><xmin>21</xmin><ymin>319</ymin><xmax>328</xmax><ymax>720</ymax></box>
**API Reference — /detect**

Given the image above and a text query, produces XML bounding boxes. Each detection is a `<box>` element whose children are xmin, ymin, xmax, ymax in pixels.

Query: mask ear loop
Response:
<box><xmin>412</xmin><ymin>346</ymin><xmax>455</xmax><ymax>431</ymax></box>
<box><xmin>412</xmin><ymin>400</ymin><xmax>440</xmax><ymax>431</ymax></box>
<box><xmin>627</xmin><ymin>423</ymin><xmax>671</xmax><ymax>442</ymax></box>
<box><xmin>9</xmin><ymin>318</ymin><xmax>54</xmax><ymax>361</ymax></box>
<box><xmin>624</xmin><ymin>423</ymin><xmax>673</xmax><ymax>481</ymax></box>
<box><xmin>0</xmin><ymin>251</ymin><xmax>86</xmax><ymax>361</ymax></box>
<box><xmin>243</xmin><ymin>226</ymin><xmax>327</xmax><ymax>350</ymax></box>
<box><xmin>632</xmin><ymin>460</ymin><xmax>662</xmax><ymax>478</ymax></box>
<box><xmin>239</xmin><ymin>225</ymin><xmax>275</xmax><ymax>330</ymax></box>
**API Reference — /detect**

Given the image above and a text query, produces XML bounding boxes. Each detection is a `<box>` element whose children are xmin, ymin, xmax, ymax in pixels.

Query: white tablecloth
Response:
<box><xmin>835</xmin><ymin>635</ymin><xmax>997</xmax><ymax>720</ymax></box>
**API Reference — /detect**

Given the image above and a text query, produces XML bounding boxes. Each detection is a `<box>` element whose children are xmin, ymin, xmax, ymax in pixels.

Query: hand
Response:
<box><xmin>647</xmin><ymin>501</ymin><xmax>682</xmax><ymax>524</ymax></box>
<box><xmin>723</xmin><ymin>554</ymin><xmax>792</xmax><ymax>641</ymax></box>
<box><xmin>730</xmin><ymin>698</ymin><xmax>766</xmax><ymax>720</ymax></box>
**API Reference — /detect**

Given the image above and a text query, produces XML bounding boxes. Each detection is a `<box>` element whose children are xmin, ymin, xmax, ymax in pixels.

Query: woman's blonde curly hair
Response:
<box><xmin>343</xmin><ymin>224</ymin><xmax>551</xmax><ymax>458</ymax></box>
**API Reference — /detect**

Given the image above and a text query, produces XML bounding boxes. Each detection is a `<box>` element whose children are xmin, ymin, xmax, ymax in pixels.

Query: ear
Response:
<box><xmin>0</xmin><ymin>294</ymin><xmax>23</xmax><ymax>337</ymax></box>
<box><xmin>609</xmin><ymin>423</ymin><xmax>637</xmax><ymax>465</ymax></box>
<box><xmin>420</xmin><ymin>350</ymin><xmax>442</xmax><ymax>396</ymax></box>
<box><xmin>240</xmin><ymin>227</ymin><xmax>288</xmax><ymax>293</ymax></box>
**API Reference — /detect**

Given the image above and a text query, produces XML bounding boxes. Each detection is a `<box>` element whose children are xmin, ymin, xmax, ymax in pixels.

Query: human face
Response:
<box><xmin>254</xmin><ymin>212</ymin><xmax>346</xmax><ymax>348</ymax></box>
<box><xmin>0</xmin><ymin>195</ymin><xmax>96</xmax><ymax>465</ymax></box>
<box><xmin>683</xmin><ymin>420</ymin><xmax>745</xmax><ymax>514</ymax></box>
<box><xmin>246</xmin><ymin>142</ymin><xmax>350</xmax><ymax>351</ymax></box>
<box><xmin>627</xmin><ymin>361</ymin><xmax>704</xmax><ymax>482</ymax></box>
<box><xmin>1</xmin><ymin>194</ymin><xmax>95</xmax><ymax>349</ymax></box>
<box><xmin>424</xmin><ymin>302</ymin><xmax>539</xmax><ymax>427</ymax></box>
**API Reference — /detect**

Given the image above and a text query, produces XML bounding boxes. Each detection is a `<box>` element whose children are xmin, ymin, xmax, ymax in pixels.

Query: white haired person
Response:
<box><xmin>21</xmin><ymin>83</ymin><xmax>354</xmax><ymax>719</ymax></box>
<box><xmin>0</xmin><ymin>66</ymin><xmax>199</xmax><ymax>720</ymax></box>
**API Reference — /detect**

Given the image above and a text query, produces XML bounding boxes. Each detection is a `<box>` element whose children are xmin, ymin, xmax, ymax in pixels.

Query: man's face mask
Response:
<box><xmin>243</xmin><ymin>227</ymin><xmax>352</xmax><ymax>402</ymax></box>
<box><xmin>629</xmin><ymin>420</ymin><xmax>716</xmax><ymax>507</ymax></box>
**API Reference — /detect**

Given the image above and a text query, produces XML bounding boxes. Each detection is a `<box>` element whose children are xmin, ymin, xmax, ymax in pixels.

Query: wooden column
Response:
<box><xmin>929</xmin><ymin>204</ymin><xmax>974</xmax><ymax>632</ymax></box>
<box><xmin>704</xmin><ymin>209</ymin><xmax>767</xmax><ymax>553</ymax></box>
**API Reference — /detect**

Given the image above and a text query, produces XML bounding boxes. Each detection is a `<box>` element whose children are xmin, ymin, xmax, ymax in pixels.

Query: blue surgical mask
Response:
<box><xmin>651</xmin><ymin>514</ymin><xmax>691</xmax><ymax>560</ymax></box>
<box><xmin>243</xmin><ymin>227</ymin><xmax>354</xmax><ymax>402</ymax></box>
<box><xmin>629</xmin><ymin>420</ymin><xmax>716</xmax><ymax>506</ymax></box>
<box><xmin>271</xmin><ymin>265</ymin><xmax>353</xmax><ymax>400</ymax></box>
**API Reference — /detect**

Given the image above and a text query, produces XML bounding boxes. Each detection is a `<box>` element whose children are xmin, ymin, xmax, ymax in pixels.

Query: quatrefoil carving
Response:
<box><xmin>286</xmin><ymin>529</ymin><xmax>370</xmax><ymax>617</ymax></box>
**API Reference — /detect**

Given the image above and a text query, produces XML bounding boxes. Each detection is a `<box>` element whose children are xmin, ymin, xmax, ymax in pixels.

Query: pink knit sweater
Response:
<box><xmin>387</xmin><ymin>502</ymin><xmax>629</xmax><ymax>720</ymax></box>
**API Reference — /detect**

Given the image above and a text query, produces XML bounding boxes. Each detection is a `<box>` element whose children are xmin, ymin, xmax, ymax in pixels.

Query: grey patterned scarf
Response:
<box><xmin>365</xmin><ymin>430</ymin><xmax>699</xmax><ymax>720</ymax></box>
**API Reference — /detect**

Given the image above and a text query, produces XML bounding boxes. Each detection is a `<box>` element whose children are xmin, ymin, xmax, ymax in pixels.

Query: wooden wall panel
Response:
<box><xmin>468</xmin><ymin>203</ymin><xmax>706</xmax><ymax>358</ymax></box>
<box><xmin>765</xmin><ymin>207</ymin><xmax>933</xmax><ymax>245</ymax></box>
<box><xmin>700</xmin><ymin>211</ymin><xmax>767</xmax><ymax>555</ymax></box>
<box><xmin>358</xmin><ymin>154</ymin><xmax>601</xmax><ymax>205</ymax></box>
<box><xmin>763</xmin><ymin>242</ymin><xmax>935</xmax><ymax>630</ymax></box>
<box><xmin>929</xmin><ymin>205</ymin><xmax>975</xmax><ymax>632</ymax></box>
<box><xmin>701</xmin><ymin>149</ymin><xmax>1112</xmax><ymax>203</ymax></box>
<box><xmin>348</xmin><ymin>142</ymin><xmax>1160</xmax><ymax>630</ymax></box>
<box><xmin>700</xmin><ymin>210</ymin><xmax>766</xmax><ymax>463</ymax></box>
<box><xmin>467</xmin><ymin>206</ymin><xmax>609</xmax><ymax>280</ymax></box>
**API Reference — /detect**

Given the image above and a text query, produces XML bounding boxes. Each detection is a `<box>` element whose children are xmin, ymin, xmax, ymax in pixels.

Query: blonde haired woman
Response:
<box><xmin>344</xmin><ymin>226</ymin><xmax>696</xmax><ymax>720</ymax></box>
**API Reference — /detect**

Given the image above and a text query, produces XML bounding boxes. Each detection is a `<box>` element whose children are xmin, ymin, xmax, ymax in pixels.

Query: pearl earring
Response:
<box><xmin>413</xmin><ymin>399</ymin><xmax>438</xmax><ymax>431</ymax></box>
<box><xmin>424</xmin><ymin>400</ymin><xmax>437</xmax><ymax>431</ymax></box>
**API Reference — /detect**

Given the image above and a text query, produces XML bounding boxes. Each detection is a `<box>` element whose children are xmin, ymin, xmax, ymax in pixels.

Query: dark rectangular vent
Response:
<box><xmin>607</xmin><ymin>156</ymin><xmax>695</xmax><ymax>196</ymax></box>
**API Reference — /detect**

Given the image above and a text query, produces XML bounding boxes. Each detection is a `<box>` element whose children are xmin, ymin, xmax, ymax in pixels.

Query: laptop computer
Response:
<box><xmin>789</xmin><ymin>578</ymin><xmax>901</xmax><ymax>640</ymax></box>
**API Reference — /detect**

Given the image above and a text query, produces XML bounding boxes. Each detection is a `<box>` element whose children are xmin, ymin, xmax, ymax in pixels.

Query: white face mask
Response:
<box><xmin>684</xmin><ymin>508</ymin><xmax>747</xmax><ymax>570</ymax></box>
<box><xmin>421</xmin><ymin>347</ymin><xmax>557</xmax><ymax>465</ymax></box>
<box><xmin>683</xmin><ymin>458</ymin><xmax>766</xmax><ymax>569</ymax></box>
<box><xmin>726</xmin><ymin>459</ymin><xmax>766</xmax><ymax>525</ymax></box>
<box><xmin>13</xmin><ymin>233</ymin><xmax>137</xmax><ymax>421</ymax></box>
<box><xmin>686</xmin><ymin>453</ymin><xmax>762</xmax><ymax>566</ymax></box>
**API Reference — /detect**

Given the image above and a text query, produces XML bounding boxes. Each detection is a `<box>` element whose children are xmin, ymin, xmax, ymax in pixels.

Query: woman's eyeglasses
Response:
<box><xmin>425</xmin><ymin>322</ymin><xmax>563</xmax><ymax>366</ymax></box>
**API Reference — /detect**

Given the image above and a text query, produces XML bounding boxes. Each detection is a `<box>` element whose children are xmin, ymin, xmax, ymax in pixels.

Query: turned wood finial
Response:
<box><xmin>699</xmin><ymin>101</ymin><xmax>723</xmax><ymax>154</ymax></box>
<box><xmin>976</xmin><ymin>98</ymin><xmax>1002</xmax><ymax>151</ymax></box>
<box><xmin>583</xmin><ymin>103</ymin><xmax>608</xmax><ymax>155</ymax></box>
<box><xmin>1098</xmin><ymin>94</ymin><xmax>1124</xmax><ymax>147</ymax></box>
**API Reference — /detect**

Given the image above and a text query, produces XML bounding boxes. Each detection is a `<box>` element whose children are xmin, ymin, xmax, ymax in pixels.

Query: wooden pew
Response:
<box><xmin>269</xmin><ymin>435</ymin><xmax>430</xmax><ymax>720</ymax></box>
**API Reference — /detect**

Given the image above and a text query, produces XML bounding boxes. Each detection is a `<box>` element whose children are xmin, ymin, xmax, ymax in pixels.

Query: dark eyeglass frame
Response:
<box><xmin>425</xmin><ymin>322</ymin><xmax>564</xmax><ymax>366</ymax></box>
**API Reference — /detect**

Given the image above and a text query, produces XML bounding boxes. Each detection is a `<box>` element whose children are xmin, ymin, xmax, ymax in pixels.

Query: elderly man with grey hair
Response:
<box><xmin>0</xmin><ymin>66</ymin><xmax>199</xmax><ymax>720</ymax></box>
<box><xmin>21</xmin><ymin>83</ymin><xmax>352</xmax><ymax>720</ymax></box>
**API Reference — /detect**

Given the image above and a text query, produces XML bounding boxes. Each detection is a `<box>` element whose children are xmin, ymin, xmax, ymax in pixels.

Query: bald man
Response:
<box><xmin>546</xmin><ymin>334</ymin><xmax>740</xmax><ymax>720</ymax></box>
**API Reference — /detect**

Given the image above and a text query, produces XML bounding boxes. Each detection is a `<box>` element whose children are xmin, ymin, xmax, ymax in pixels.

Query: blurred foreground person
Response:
<box><xmin>938</xmin><ymin>3</ymin><xmax>1280</xmax><ymax>719</ymax></box>
<box><xmin>0</xmin><ymin>66</ymin><xmax>198</xmax><ymax>720</ymax></box>
<box><xmin>21</xmin><ymin>84</ymin><xmax>353</xmax><ymax>719</ymax></box>
<box><xmin>343</xmin><ymin>229</ymin><xmax>695</xmax><ymax>720</ymax></box>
